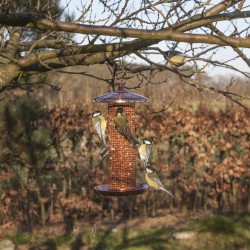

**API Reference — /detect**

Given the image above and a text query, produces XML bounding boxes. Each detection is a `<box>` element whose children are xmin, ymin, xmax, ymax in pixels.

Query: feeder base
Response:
<box><xmin>94</xmin><ymin>184</ymin><xmax>148</xmax><ymax>196</ymax></box>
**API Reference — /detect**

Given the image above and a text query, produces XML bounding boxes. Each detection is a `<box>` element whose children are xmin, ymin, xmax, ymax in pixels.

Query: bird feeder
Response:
<box><xmin>93</xmin><ymin>83</ymin><xmax>149</xmax><ymax>196</ymax></box>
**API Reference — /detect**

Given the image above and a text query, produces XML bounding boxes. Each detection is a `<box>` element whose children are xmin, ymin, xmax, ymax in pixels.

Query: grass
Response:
<box><xmin>6</xmin><ymin>232</ymin><xmax>41</xmax><ymax>245</ymax></box>
<box><xmin>4</xmin><ymin>214</ymin><xmax>250</xmax><ymax>250</ymax></box>
<box><xmin>7</xmin><ymin>232</ymin><xmax>74</xmax><ymax>249</ymax></box>
<box><xmin>91</xmin><ymin>217</ymin><xmax>250</xmax><ymax>250</ymax></box>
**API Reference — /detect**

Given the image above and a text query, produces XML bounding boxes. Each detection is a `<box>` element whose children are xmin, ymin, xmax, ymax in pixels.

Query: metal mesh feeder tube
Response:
<box><xmin>93</xmin><ymin>85</ymin><xmax>149</xmax><ymax>196</ymax></box>
<box><xmin>108</xmin><ymin>102</ymin><xmax>136</xmax><ymax>191</ymax></box>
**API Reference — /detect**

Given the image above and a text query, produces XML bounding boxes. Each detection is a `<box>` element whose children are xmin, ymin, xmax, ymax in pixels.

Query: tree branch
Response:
<box><xmin>173</xmin><ymin>0</ymin><xmax>243</xmax><ymax>31</ymax></box>
<box><xmin>174</xmin><ymin>11</ymin><xmax>250</xmax><ymax>31</ymax></box>
<box><xmin>0</xmin><ymin>8</ymin><xmax>250</xmax><ymax>49</ymax></box>
<box><xmin>18</xmin><ymin>39</ymin><xmax>158</xmax><ymax>68</ymax></box>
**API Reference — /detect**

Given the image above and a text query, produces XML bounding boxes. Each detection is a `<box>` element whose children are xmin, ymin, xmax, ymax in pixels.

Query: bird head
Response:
<box><xmin>165</xmin><ymin>50</ymin><xmax>182</xmax><ymax>58</ymax></box>
<box><xmin>92</xmin><ymin>111</ymin><xmax>101</xmax><ymax>118</ymax></box>
<box><xmin>116</xmin><ymin>107</ymin><xmax>124</xmax><ymax>115</ymax></box>
<box><xmin>143</xmin><ymin>138</ymin><xmax>152</xmax><ymax>145</ymax></box>
<box><xmin>146</xmin><ymin>166</ymin><xmax>155</xmax><ymax>174</ymax></box>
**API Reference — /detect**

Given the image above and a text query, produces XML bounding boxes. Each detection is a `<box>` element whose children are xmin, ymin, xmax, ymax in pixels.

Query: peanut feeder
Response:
<box><xmin>93</xmin><ymin>84</ymin><xmax>149</xmax><ymax>196</ymax></box>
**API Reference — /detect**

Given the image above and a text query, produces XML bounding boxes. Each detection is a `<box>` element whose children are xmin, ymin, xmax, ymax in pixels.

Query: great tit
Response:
<box><xmin>145</xmin><ymin>166</ymin><xmax>175</xmax><ymax>198</ymax></box>
<box><xmin>92</xmin><ymin>110</ymin><xmax>109</xmax><ymax>157</ymax></box>
<box><xmin>164</xmin><ymin>50</ymin><xmax>189</xmax><ymax>67</ymax></box>
<box><xmin>114</xmin><ymin>107</ymin><xmax>138</xmax><ymax>147</ymax></box>
<box><xmin>165</xmin><ymin>50</ymin><xmax>197</xmax><ymax>77</ymax></box>
<box><xmin>138</xmin><ymin>138</ymin><xmax>152</xmax><ymax>168</ymax></box>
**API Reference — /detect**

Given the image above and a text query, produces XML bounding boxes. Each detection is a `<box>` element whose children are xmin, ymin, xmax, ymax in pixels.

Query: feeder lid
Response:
<box><xmin>93</xmin><ymin>83</ymin><xmax>149</xmax><ymax>103</ymax></box>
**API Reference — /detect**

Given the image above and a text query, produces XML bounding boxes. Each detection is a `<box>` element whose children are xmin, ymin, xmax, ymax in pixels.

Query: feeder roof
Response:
<box><xmin>93</xmin><ymin>86</ymin><xmax>149</xmax><ymax>103</ymax></box>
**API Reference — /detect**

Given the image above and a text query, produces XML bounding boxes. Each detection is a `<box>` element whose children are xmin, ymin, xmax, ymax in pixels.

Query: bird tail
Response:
<box><xmin>160</xmin><ymin>186</ymin><xmax>175</xmax><ymax>199</ymax></box>
<box><xmin>100</xmin><ymin>146</ymin><xmax>109</xmax><ymax>158</ymax></box>
<box><xmin>101</xmin><ymin>133</ymin><xmax>107</xmax><ymax>147</ymax></box>
<box><xmin>129</xmin><ymin>135</ymin><xmax>139</xmax><ymax>147</ymax></box>
<box><xmin>140</xmin><ymin>161</ymin><xmax>146</xmax><ymax>170</ymax></box>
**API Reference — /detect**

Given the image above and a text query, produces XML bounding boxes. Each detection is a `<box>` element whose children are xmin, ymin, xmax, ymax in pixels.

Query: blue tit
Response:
<box><xmin>92</xmin><ymin>111</ymin><xmax>108</xmax><ymax>157</ymax></box>
<box><xmin>138</xmin><ymin>138</ymin><xmax>152</xmax><ymax>168</ymax></box>
<box><xmin>114</xmin><ymin>107</ymin><xmax>138</xmax><ymax>147</ymax></box>
<box><xmin>145</xmin><ymin>166</ymin><xmax>175</xmax><ymax>198</ymax></box>
<box><xmin>165</xmin><ymin>50</ymin><xmax>189</xmax><ymax>67</ymax></box>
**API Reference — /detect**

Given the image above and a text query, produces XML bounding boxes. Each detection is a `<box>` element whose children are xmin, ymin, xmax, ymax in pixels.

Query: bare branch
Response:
<box><xmin>0</xmin><ymin>10</ymin><xmax>250</xmax><ymax>48</ymax></box>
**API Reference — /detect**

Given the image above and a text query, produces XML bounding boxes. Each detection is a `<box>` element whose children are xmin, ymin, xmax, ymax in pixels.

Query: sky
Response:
<box><xmin>60</xmin><ymin>0</ymin><xmax>250</xmax><ymax>77</ymax></box>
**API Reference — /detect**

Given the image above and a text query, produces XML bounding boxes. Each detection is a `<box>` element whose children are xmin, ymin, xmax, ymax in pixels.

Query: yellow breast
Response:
<box><xmin>139</xmin><ymin>144</ymin><xmax>146</xmax><ymax>160</ymax></box>
<box><xmin>99</xmin><ymin>115</ymin><xmax>106</xmax><ymax>131</ymax></box>
<box><xmin>145</xmin><ymin>173</ymin><xmax>158</xmax><ymax>189</ymax></box>
<box><xmin>171</xmin><ymin>55</ymin><xmax>186</xmax><ymax>65</ymax></box>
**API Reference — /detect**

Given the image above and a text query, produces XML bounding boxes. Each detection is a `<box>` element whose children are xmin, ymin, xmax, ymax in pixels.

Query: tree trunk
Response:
<box><xmin>0</xmin><ymin>64</ymin><xmax>20</xmax><ymax>90</ymax></box>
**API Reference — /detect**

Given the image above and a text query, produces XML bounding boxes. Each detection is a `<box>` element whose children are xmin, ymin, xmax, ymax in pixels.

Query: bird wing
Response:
<box><xmin>124</xmin><ymin>123</ymin><xmax>132</xmax><ymax>139</ymax></box>
<box><xmin>145</xmin><ymin>144</ymin><xmax>151</xmax><ymax>162</ymax></box>
<box><xmin>94</xmin><ymin>119</ymin><xmax>101</xmax><ymax>138</ymax></box>
<box><xmin>151</xmin><ymin>173</ymin><xmax>162</xmax><ymax>190</ymax></box>
<box><xmin>99</xmin><ymin>115</ymin><xmax>107</xmax><ymax>146</ymax></box>
<box><xmin>177</xmin><ymin>63</ymin><xmax>197</xmax><ymax>77</ymax></box>
<box><xmin>152</xmin><ymin>173</ymin><xmax>175</xmax><ymax>198</ymax></box>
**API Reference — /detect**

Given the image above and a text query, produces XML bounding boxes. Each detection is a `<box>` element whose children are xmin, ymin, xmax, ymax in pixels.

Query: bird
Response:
<box><xmin>164</xmin><ymin>50</ymin><xmax>197</xmax><ymax>77</ymax></box>
<box><xmin>145</xmin><ymin>166</ymin><xmax>175</xmax><ymax>198</ymax></box>
<box><xmin>92</xmin><ymin>110</ymin><xmax>108</xmax><ymax>157</ymax></box>
<box><xmin>164</xmin><ymin>50</ymin><xmax>190</xmax><ymax>67</ymax></box>
<box><xmin>114</xmin><ymin>107</ymin><xmax>138</xmax><ymax>147</ymax></box>
<box><xmin>138</xmin><ymin>138</ymin><xmax>152</xmax><ymax>168</ymax></box>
